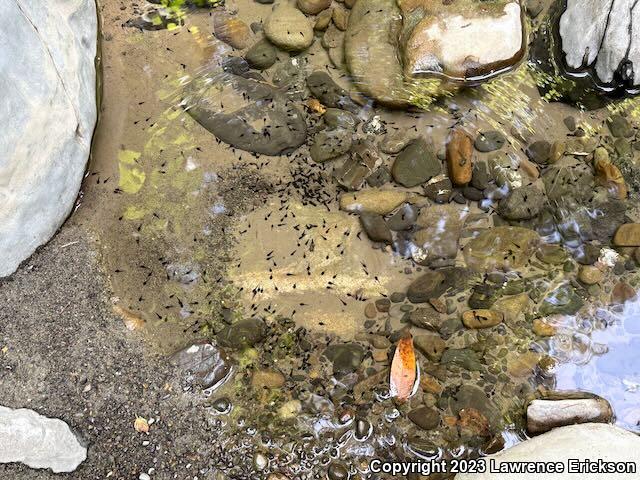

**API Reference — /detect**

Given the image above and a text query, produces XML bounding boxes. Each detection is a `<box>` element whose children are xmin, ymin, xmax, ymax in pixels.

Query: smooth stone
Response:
<box><xmin>414</xmin><ymin>204</ymin><xmax>468</xmax><ymax>265</ymax></box>
<box><xmin>217</xmin><ymin>318</ymin><xmax>267</xmax><ymax>348</ymax></box>
<box><xmin>463</xmin><ymin>227</ymin><xmax>540</xmax><ymax>272</ymax></box>
<box><xmin>310</xmin><ymin>128</ymin><xmax>352</xmax><ymax>163</ymax></box>
<box><xmin>359</xmin><ymin>213</ymin><xmax>392</xmax><ymax>244</ymax></box>
<box><xmin>441</xmin><ymin>349</ymin><xmax>483</xmax><ymax>371</ymax></box>
<box><xmin>414</xmin><ymin>333</ymin><xmax>446</xmax><ymax>361</ymax></box>
<box><xmin>613</xmin><ymin>223</ymin><xmax>640</xmax><ymax>246</ymax></box>
<box><xmin>375</xmin><ymin>298</ymin><xmax>391</xmax><ymax>313</ymax></box>
<box><xmin>536</xmin><ymin>244</ymin><xmax>568</xmax><ymax>265</ymax></box>
<box><xmin>297</xmin><ymin>0</ymin><xmax>331</xmax><ymax>15</ymax></box>
<box><xmin>344</xmin><ymin>0</ymin><xmax>409</xmax><ymax>107</ymax></box>
<box><xmin>245</xmin><ymin>39</ymin><xmax>277</xmax><ymax>70</ymax></box>
<box><xmin>456</xmin><ymin>424</ymin><xmax>640</xmax><ymax>479</ymax></box>
<box><xmin>607</xmin><ymin>114</ymin><xmax>633</xmax><ymax>138</ymax></box>
<box><xmin>380</xmin><ymin>131</ymin><xmax>417</xmax><ymax>154</ymax></box>
<box><xmin>0</xmin><ymin>406</ymin><xmax>87</xmax><ymax>473</ymax></box>
<box><xmin>407</xmin><ymin>267</ymin><xmax>470</xmax><ymax>304</ymax></box>
<box><xmin>525</xmin><ymin>140</ymin><xmax>551</xmax><ymax>165</ymax></box>
<box><xmin>170</xmin><ymin>341</ymin><xmax>233</xmax><ymax>390</ymax></box>
<box><xmin>251</xmin><ymin>369</ymin><xmax>285</xmax><ymax>389</ymax></box>
<box><xmin>407</xmin><ymin>270</ymin><xmax>446</xmax><ymax>304</ymax></box>
<box><xmin>339</xmin><ymin>189</ymin><xmax>410</xmax><ymax>215</ymax></box>
<box><xmin>526</xmin><ymin>397</ymin><xmax>613</xmax><ymax>434</ymax></box>
<box><xmin>462</xmin><ymin>186</ymin><xmax>484</xmax><ymax>201</ymax></box>
<box><xmin>409</xmin><ymin>306</ymin><xmax>442</xmax><ymax>330</ymax></box>
<box><xmin>307</xmin><ymin>71</ymin><xmax>359</xmax><ymax>113</ymax></box>
<box><xmin>264</xmin><ymin>2</ymin><xmax>314</xmax><ymax>52</ymax></box>
<box><xmin>187</xmin><ymin>74</ymin><xmax>306</xmax><ymax>156</ymax></box>
<box><xmin>492</xmin><ymin>293</ymin><xmax>531</xmax><ymax>324</ymax></box>
<box><xmin>331</xmin><ymin>5</ymin><xmax>349</xmax><ymax>31</ymax></box>
<box><xmin>314</xmin><ymin>8</ymin><xmax>333</xmax><ymax>30</ymax></box>
<box><xmin>212</xmin><ymin>13</ymin><xmax>252</xmax><ymax>49</ymax></box>
<box><xmin>392</xmin><ymin>138</ymin><xmax>441</xmax><ymax>188</ymax></box>
<box><xmin>323</xmin><ymin>343</ymin><xmax>364</xmax><ymax>374</ymax></box>
<box><xmin>446</xmin><ymin>129</ymin><xmax>474</xmax><ymax>186</ymax></box>
<box><xmin>0</xmin><ymin>0</ymin><xmax>97</xmax><ymax>277</ymax></box>
<box><xmin>366</xmin><ymin>167</ymin><xmax>392</xmax><ymax>187</ymax></box>
<box><xmin>387</xmin><ymin>203</ymin><xmax>418</xmax><ymax>231</ymax></box>
<box><xmin>323</xmin><ymin>108</ymin><xmax>358</xmax><ymax>130</ymax></box>
<box><xmin>532</xmin><ymin>318</ymin><xmax>556</xmax><ymax>336</ymax></box>
<box><xmin>408</xmin><ymin>406</ymin><xmax>440</xmax><ymax>431</ymax></box>
<box><xmin>471</xmin><ymin>161</ymin><xmax>490</xmax><ymax>190</ymax></box>
<box><xmin>539</xmin><ymin>285</ymin><xmax>584</xmax><ymax>316</ymax></box>
<box><xmin>462</xmin><ymin>310</ymin><xmax>503</xmax><ymax>329</ymax></box>
<box><xmin>497</xmin><ymin>185</ymin><xmax>545</xmax><ymax>220</ymax></box>
<box><xmin>578</xmin><ymin>265</ymin><xmax>604</xmax><ymax>285</ymax></box>
<box><xmin>474</xmin><ymin>131</ymin><xmax>506</xmax><ymax>152</ymax></box>
<box><xmin>399</xmin><ymin>0</ymin><xmax>525</xmax><ymax>83</ymax></box>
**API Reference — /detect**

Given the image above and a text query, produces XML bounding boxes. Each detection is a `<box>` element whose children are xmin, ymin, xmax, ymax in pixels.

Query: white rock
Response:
<box><xmin>0</xmin><ymin>0</ymin><xmax>97</xmax><ymax>277</ymax></box>
<box><xmin>560</xmin><ymin>0</ymin><xmax>640</xmax><ymax>86</ymax></box>
<box><xmin>456</xmin><ymin>423</ymin><xmax>640</xmax><ymax>480</ymax></box>
<box><xmin>527</xmin><ymin>398</ymin><xmax>613</xmax><ymax>434</ymax></box>
<box><xmin>0</xmin><ymin>405</ymin><xmax>87</xmax><ymax>472</ymax></box>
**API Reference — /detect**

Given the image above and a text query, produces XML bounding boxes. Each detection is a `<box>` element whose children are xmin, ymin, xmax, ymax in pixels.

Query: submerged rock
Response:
<box><xmin>0</xmin><ymin>406</ymin><xmax>87</xmax><ymax>473</ymax></box>
<box><xmin>398</xmin><ymin>0</ymin><xmax>526</xmax><ymax>83</ymax></box>
<box><xmin>392</xmin><ymin>138</ymin><xmax>441</xmax><ymax>187</ymax></box>
<box><xmin>307</xmin><ymin>71</ymin><xmax>360</xmax><ymax>113</ymax></box>
<box><xmin>344</xmin><ymin>0</ymin><xmax>409</xmax><ymax>107</ymax></box>
<box><xmin>497</xmin><ymin>185</ymin><xmax>545</xmax><ymax>220</ymax></box>
<box><xmin>463</xmin><ymin>227</ymin><xmax>540</xmax><ymax>272</ymax></box>
<box><xmin>217</xmin><ymin>318</ymin><xmax>267</xmax><ymax>348</ymax></box>
<box><xmin>186</xmin><ymin>74</ymin><xmax>307</xmax><ymax>156</ymax></box>
<box><xmin>170</xmin><ymin>340</ymin><xmax>234</xmax><ymax>390</ymax></box>
<box><xmin>264</xmin><ymin>2</ymin><xmax>314</xmax><ymax>52</ymax></box>
<box><xmin>310</xmin><ymin>128</ymin><xmax>352</xmax><ymax>163</ymax></box>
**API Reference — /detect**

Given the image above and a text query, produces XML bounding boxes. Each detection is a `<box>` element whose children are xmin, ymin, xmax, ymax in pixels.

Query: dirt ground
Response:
<box><xmin>0</xmin><ymin>222</ymin><xmax>231</xmax><ymax>480</ymax></box>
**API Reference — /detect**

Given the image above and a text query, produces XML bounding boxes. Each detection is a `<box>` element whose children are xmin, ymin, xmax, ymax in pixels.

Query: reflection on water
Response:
<box><xmin>547</xmin><ymin>297</ymin><xmax>640</xmax><ymax>432</ymax></box>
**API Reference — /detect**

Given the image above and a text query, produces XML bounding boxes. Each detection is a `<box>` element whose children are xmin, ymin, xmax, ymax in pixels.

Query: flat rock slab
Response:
<box><xmin>0</xmin><ymin>0</ymin><xmax>98</xmax><ymax>277</ymax></box>
<box><xmin>456</xmin><ymin>423</ymin><xmax>640</xmax><ymax>479</ymax></box>
<box><xmin>0</xmin><ymin>405</ymin><xmax>87</xmax><ymax>473</ymax></box>
<box><xmin>186</xmin><ymin>73</ymin><xmax>307</xmax><ymax>156</ymax></box>
<box><xmin>560</xmin><ymin>0</ymin><xmax>640</xmax><ymax>88</ymax></box>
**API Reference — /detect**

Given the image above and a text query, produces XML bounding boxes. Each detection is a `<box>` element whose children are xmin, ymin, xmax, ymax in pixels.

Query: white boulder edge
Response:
<box><xmin>456</xmin><ymin>423</ymin><xmax>640</xmax><ymax>480</ymax></box>
<box><xmin>0</xmin><ymin>0</ymin><xmax>98</xmax><ymax>277</ymax></box>
<box><xmin>0</xmin><ymin>405</ymin><xmax>87</xmax><ymax>473</ymax></box>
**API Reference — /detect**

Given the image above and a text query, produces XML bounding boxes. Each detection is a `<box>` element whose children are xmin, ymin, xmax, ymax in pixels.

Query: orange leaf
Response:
<box><xmin>390</xmin><ymin>334</ymin><xmax>417</xmax><ymax>402</ymax></box>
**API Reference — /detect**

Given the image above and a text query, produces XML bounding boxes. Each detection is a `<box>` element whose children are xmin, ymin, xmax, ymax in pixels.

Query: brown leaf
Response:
<box><xmin>390</xmin><ymin>334</ymin><xmax>417</xmax><ymax>402</ymax></box>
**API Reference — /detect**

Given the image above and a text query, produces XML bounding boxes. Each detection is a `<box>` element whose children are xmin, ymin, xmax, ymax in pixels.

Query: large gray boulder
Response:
<box><xmin>0</xmin><ymin>406</ymin><xmax>87</xmax><ymax>472</ymax></box>
<box><xmin>0</xmin><ymin>0</ymin><xmax>98</xmax><ymax>277</ymax></box>
<box><xmin>456</xmin><ymin>423</ymin><xmax>640</xmax><ymax>480</ymax></box>
<box><xmin>560</xmin><ymin>0</ymin><xmax>640</xmax><ymax>88</ymax></box>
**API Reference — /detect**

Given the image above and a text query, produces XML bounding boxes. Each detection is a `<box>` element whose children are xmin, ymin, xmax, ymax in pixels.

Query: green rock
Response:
<box><xmin>539</xmin><ymin>285</ymin><xmax>584</xmax><ymax>316</ymax></box>
<box><xmin>391</xmin><ymin>138</ymin><xmax>441</xmax><ymax>188</ymax></box>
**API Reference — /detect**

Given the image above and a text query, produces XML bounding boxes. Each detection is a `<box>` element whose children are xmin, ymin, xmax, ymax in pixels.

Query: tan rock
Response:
<box><xmin>339</xmin><ymin>189</ymin><xmax>410</xmax><ymax>215</ymax></box>
<box><xmin>213</xmin><ymin>13</ymin><xmax>252</xmax><ymax>50</ymax></box>
<box><xmin>446</xmin><ymin>129</ymin><xmax>474</xmax><ymax>185</ymax></box>
<box><xmin>297</xmin><ymin>0</ymin><xmax>331</xmax><ymax>15</ymax></box>
<box><xmin>492</xmin><ymin>293</ymin><xmax>531</xmax><ymax>324</ymax></box>
<box><xmin>613</xmin><ymin>223</ymin><xmax>640</xmax><ymax>246</ymax></box>
<box><xmin>463</xmin><ymin>227</ymin><xmax>540</xmax><ymax>272</ymax></box>
<box><xmin>420</xmin><ymin>373</ymin><xmax>444</xmax><ymax>395</ymax></box>
<box><xmin>462</xmin><ymin>309</ymin><xmax>503</xmax><ymax>329</ymax></box>
<box><xmin>526</xmin><ymin>398</ymin><xmax>613</xmax><ymax>435</ymax></box>
<box><xmin>331</xmin><ymin>5</ymin><xmax>349</xmax><ymax>31</ymax></box>
<box><xmin>595</xmin><ymin>155</ymin><xmax>628</xmax><ymax>199</ymax></box>
<box><xmin>532</xmin><ymin>318</ymin><xmax>556</xmax><ymax>337</ymax></box>
<box><xmin>251</xmin><ymin>369</ymin><xmax>285</xmax><ymax>389</ymax></box>
<box><xmin>611</xmin><ymin>281</ymin><xmax>638</xmax><ymax>305</ymax></box>
<box><xmin>578</xmin><ymin>265</ymin><xmax>604</xmax><ymax>285</ymax></box>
